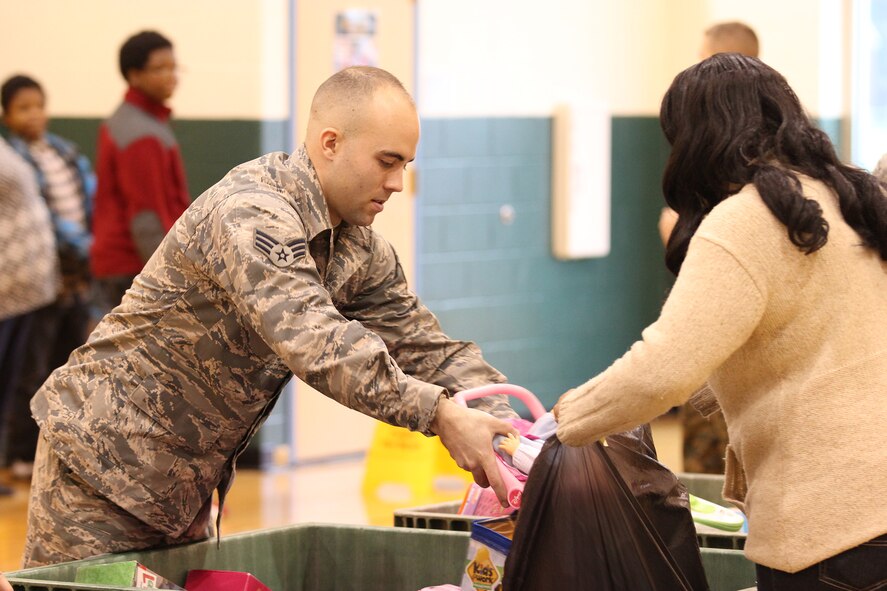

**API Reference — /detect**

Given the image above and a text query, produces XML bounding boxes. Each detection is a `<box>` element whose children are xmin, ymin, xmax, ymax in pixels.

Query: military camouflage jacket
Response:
<box><xmin>31</xmin><ymin>146</ymin><xmax>511</xmax><ymax>537</ymax></box>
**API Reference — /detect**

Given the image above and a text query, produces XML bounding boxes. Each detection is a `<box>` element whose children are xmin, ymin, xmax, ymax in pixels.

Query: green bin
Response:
<box><xmin>7</xmin><ymin>523</ymin><xmax>756</xmax><ymax>591</ymax></box>
<box><xmin>679</xmin><ymin>472</ymin><xmax>732</xmax><ymax>506</ymax></box>
<box><xmin>394</xmin><ymin>472</ymin><xmax>746</xmax><ymax>550</ymax></box>
<box><xmin>8</xmin><ymin>524</ymin><xmax>467</xmax><ymax>591</ymax></box>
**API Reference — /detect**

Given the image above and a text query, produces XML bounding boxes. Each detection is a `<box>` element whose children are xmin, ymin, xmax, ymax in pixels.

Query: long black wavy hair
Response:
<box><xmin>660</xmin><ymin>53</ymin><xmax>887</xmax><ymax>275</ymax></box>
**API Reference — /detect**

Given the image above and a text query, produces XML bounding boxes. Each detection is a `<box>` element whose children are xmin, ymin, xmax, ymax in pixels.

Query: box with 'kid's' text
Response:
<box><xmin>461</xmin><ymin>515</ymin><xmax>516</xmax><ymax>591</ymax></box>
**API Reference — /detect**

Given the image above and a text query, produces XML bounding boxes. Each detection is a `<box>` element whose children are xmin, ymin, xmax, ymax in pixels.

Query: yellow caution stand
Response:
<box><xmin>361</xmin><ymin>421</ymin><xmax>471</xmax><ymax>524</ymax></box>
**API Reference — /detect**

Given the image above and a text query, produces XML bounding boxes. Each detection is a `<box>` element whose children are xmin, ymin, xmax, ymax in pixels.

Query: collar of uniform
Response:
<box><xmin>288</xmin><ymin>144</ymin><xmax>337</xmax><ymax>241</ymax></box>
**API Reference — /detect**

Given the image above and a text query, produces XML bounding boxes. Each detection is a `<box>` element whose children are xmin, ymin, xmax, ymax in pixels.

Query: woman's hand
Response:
<box><xmin>552</xmin><ymin>387</ymin><xmax>575</xmax><ymax>421</ymax></box>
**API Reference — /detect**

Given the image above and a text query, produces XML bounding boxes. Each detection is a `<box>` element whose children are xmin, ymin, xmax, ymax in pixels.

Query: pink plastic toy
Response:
<box><xmin>453</xmin><ymin>384</ymin><xmax>547</xmax><ymax>510</ymax></box>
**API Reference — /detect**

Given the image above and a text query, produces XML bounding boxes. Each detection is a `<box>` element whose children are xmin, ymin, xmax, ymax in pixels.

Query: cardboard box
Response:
<box><xmin>75</xmin><ymin>560</ymin><xmax>184</xmax><ymax>589</ymax></box>
<box><xmin>185</xmin><ymin>569</ymin><xmax>271</xmax><ymax>591</ymax></box>
<box><xmin>460</xmin><ymin>516</ymin><xmax>516</xmax><ymax>591</ymax></box>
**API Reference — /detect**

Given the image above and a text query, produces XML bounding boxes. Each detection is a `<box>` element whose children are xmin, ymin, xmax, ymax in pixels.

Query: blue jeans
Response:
<box><xmin>0</xmin><ymin>312</ymin><xmax>36</xmax><ymax>454</ymax></box>
<box><xmin>756</xmin><ymin>533</ymin><xmax>887</xmax><ymax>590</ymax></box>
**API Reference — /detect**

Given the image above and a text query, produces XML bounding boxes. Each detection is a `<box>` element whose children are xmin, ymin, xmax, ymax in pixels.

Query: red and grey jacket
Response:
<box><xmin>90</xmin><ymin>87</ymin><xmax>190</xmax><ymax>277</ymax></box>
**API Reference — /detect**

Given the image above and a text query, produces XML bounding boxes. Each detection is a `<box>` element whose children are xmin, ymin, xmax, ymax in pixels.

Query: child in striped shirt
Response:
<box><xmin>1</xmin><ymin>74</ymin><xmax>94</xmax><ymax>479</ymax></box>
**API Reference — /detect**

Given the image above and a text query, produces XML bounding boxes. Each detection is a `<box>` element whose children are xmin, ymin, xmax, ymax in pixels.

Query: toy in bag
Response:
<box><xmin>453</xmin><ymin>385</ymin><xmax>549</xmax><ymax>515</ymax></box>
<box><xmin>502</xmin><ymin>427</ymin><xmax>710</xmax><ymax>591</ymax></box>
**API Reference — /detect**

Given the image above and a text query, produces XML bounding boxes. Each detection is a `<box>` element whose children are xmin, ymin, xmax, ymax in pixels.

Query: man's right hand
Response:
<box><xmin>1</xmin><ymin>572</ymin><xmax>13</xmax><ymax>591</ymax></box>
<box><xmin>430</xmin><ymin>397</ymin><xmax>519</xmax><ymax>506</ymax></box>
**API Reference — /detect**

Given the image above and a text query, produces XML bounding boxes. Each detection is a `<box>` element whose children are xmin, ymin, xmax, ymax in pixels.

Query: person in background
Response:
<box><xmin>698</xmin><ymin>20</ymin><xmax>759</xmax><ymax>60</ymax></box>
<box><xmin>90</xmin><ymin>30</ymin><xmax>190</xmax><ymax>317</ymax></box>
<box><xmin>658</xmin><ymin>21</ymin><xmax>760</xmax><ymax>246</ymax></box>
<box><xmin>556</xmin><ymin>54</ymin><xmax>887</xmax><ymax>589</ymax></box>
<box><xmin>657</xmin><ymin>20</ymin><xmax>760</xmax><ymax>475</ymax></box>
<box><xmin>24</xmin><ymin>66</ymin><xmax>519</xmax><ymax>567</ymax></box>
<box><xmin>1</xmin><ymin>75</ymin><xmax>95</xmax><ymax>480</ymax></box>
<box><xmin>0</xmin><ymin>137</ymin><xmax>58</xmax><ymax>494</ymax></box>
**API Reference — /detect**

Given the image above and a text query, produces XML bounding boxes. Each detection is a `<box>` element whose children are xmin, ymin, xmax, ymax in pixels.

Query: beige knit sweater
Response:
<box><xmin>556</xmin><ymin>176</ymin><xmax>887</xmax><ymax>573</ymax></box>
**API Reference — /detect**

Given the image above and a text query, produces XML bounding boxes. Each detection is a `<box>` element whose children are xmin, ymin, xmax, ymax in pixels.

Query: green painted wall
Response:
<box><xmin>415</xmin><ymin>115</ymin><xmax>849</xmax><ymax>413</ymax></box>
<box><xmin>50</xmin><ymin>117</ymin><xmax>289</xmax><ymax>198</ymax></box>
<box><xmin>416</xmin><ymin>116</ymin><xmax>673</xmax><ymax>412</ymax></box>
<box><xmin>817</xmin><ymin>117</ymin><xmax>844</xmax><ymax>158</ymax></box>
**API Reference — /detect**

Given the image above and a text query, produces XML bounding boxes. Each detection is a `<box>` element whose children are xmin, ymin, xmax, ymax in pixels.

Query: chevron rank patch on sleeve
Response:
<box><xmin>254</xmin><ymin>228</ymin><xmax>306</xmax><ymax>268</ymax></box>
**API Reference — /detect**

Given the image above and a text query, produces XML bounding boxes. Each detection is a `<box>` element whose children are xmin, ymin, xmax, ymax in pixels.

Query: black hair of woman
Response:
<box><xmin>660</xmin><ymin>52</ymin><xmax>887</xmax><ymax>275</ymax></box>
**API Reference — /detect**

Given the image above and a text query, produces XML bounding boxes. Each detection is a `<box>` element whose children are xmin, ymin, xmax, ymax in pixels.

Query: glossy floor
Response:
<box><xmin>0</xmin><ymin>415</ymin><xmax>682</xmax><ymax>573</ymax></box>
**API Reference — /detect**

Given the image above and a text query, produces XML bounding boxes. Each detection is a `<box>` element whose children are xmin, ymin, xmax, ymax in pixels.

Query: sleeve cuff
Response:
<box><xmin>415</xmin><ymin>383</ymin><xmax>449</xmax><ymax>436</ymax></box>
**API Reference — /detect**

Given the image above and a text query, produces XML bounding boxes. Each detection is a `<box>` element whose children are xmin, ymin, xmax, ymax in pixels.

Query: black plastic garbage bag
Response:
<box><xmin>503</xmin><ymin>425</ymin><xmax>709</xmax><ymax>590</ymax></box>
<box><xmin>606</xmin><ymin>425</ymin><xmax>710</xmax><ymax>590</ymax></box>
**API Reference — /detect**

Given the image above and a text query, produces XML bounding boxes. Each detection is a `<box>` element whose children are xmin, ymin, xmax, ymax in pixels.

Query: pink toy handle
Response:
<box><xmin>498</xmin><ymin>463</ymin><xmax>524</xmax><ymax>509</ymax></box>
<box><xmin>452</xmin><ymin>384</ymin><xmax>547</xmax><ymax>420</ymax></box>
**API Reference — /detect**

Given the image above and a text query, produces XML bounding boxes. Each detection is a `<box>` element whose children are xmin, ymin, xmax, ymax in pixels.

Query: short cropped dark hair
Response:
<box><xmin>119</xmin><ymin>31</ymin><xmax>173</xmax><ymax>79</ymax></box>
<box><xmin>312</xmin><ymin>66</ymin><xmax>413</xmax><ymax>113</ymax></box>
<box><xmin>704</xmin><ymin>21</ymin><xmax>759</xmax><ymax>57</ymax></box>
<box><xmin>1</xmin><ymin>74</ymin><xmax>43</xmax><ymax>113</ymax></box>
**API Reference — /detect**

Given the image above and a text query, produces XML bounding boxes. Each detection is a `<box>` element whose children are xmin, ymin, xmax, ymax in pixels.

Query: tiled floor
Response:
<box><xmin>0</xmin><ymin>415</ymin><xmax>682</xmax><ymax>573</ymax></box>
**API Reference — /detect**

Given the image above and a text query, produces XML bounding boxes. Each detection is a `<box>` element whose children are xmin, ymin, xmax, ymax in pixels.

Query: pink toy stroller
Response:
<box><xmin>453</xmin><ymin>384</ymin><xmax>549</xmax><ymax>513</ymax></box>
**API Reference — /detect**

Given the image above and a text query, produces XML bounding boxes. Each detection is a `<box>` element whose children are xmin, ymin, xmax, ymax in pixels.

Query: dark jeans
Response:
<box><xmin>756</xmin><ymin>533</ymin><xmax>887</xmax><ymax>591</ymax></box>
<box><xmin>0</xmin><ymin>312</ymin><xmax>36</xmax><ymax>462</ymax></box>
<box><xmin>4</xmin><ymin>296</ymin><xmax>89</xmax><ymax>463</ymax></box>
<box><xmin>0</xmin><ymin>312</ymin><xmax>34</xmax><ymax>397</ymax></box>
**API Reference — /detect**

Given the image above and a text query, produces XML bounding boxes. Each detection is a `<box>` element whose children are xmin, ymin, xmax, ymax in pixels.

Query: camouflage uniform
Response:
<box><xmin>681</xmin><ymin>407</ymin><xmax>728</xmax><ymax>474</ymax></box>
<box><xmin>26</xmin><ymin>145</ymin><xmax>514</xmax><ymax>566</ymax></box>
<box><xmin>683</xmin><ymin>384</ymin><xmax>728</xmax><ymax>474</ymax></box>
<box><xmin>24</xmin><ymin>434</ymin><xmax>214</xmax><ymax>566</ymax></box>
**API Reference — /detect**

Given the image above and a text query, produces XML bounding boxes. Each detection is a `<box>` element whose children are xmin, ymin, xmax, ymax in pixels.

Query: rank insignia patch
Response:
<box><xmin>254</xmin><ymin>229</ymin><xmax>306</xmax><ymax>268</ymax></box>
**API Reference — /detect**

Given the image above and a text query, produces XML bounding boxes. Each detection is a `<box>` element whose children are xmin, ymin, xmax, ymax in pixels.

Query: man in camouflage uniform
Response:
<box><xmin>24</xmin><ymin>66</ymin><xmax>518</xmax><ymax>566</ymax></box>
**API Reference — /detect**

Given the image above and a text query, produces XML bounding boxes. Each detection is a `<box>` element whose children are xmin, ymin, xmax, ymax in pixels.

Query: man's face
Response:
<box><xmin>128</xmin><ymin>47</ymin><xmax>178</xmax><ymax>104</ymax></box>
<box><xmin>323</xmin><ymin>90</ymin><xmax>419</xmax><ymax>227</ymax></box>
<box><xmin>3</xmin><ymin>87</ymin><xmax>48</xmax><ymax>142</ymax></box>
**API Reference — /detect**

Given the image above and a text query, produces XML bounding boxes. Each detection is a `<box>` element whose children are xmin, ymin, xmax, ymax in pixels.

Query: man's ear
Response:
<box><xmin>319</xmin><ymin>127</ymin><xmax>340</xmax><ymax>160</ymax></box>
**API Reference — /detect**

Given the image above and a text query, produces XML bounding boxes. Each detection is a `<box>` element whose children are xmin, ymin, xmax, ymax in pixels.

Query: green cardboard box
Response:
<box><xmin>75</xmin><ymin>560</ymin><xmax>185</xmax><ymax>589</ymax></box>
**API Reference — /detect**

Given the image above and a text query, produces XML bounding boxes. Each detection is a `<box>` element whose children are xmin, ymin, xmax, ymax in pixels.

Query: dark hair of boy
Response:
<box><xmin>118</xmin><ymin>31</ymin><xmax>173</xmax><ymax>80</ymax></box>
<box><xmin>1</xmin><ymin>75</ymin><xmax>43</xmax><ymax>113</ymax></box>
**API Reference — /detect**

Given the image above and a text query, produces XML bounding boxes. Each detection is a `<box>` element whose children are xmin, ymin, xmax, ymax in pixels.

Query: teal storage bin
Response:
<box><xmin>395</xmin><ymin>472</ymin><xmax>746</xmax><ymax>550</ymax></box>
<box><xmin>7</xmin><ymin>523</ymin><xmax>756</xmax><ymax>591</ymax></box>
<box><xmin>8</xmin><ymin>524</ymin><xmax>467</xmax><ymax>591</ymax></box>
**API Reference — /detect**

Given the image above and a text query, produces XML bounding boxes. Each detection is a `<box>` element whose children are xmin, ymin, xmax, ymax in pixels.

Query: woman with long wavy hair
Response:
<box><xmin>555</xmin><ymin>53</ymin><xmax>887</xmax><ymax>590</ymax></box>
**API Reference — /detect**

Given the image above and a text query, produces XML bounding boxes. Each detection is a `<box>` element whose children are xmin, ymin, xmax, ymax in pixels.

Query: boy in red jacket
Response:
<box><xmin>90</xmin><ymin>30</ymin><xmax>190</xmax><ymax>316</ymax></box>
